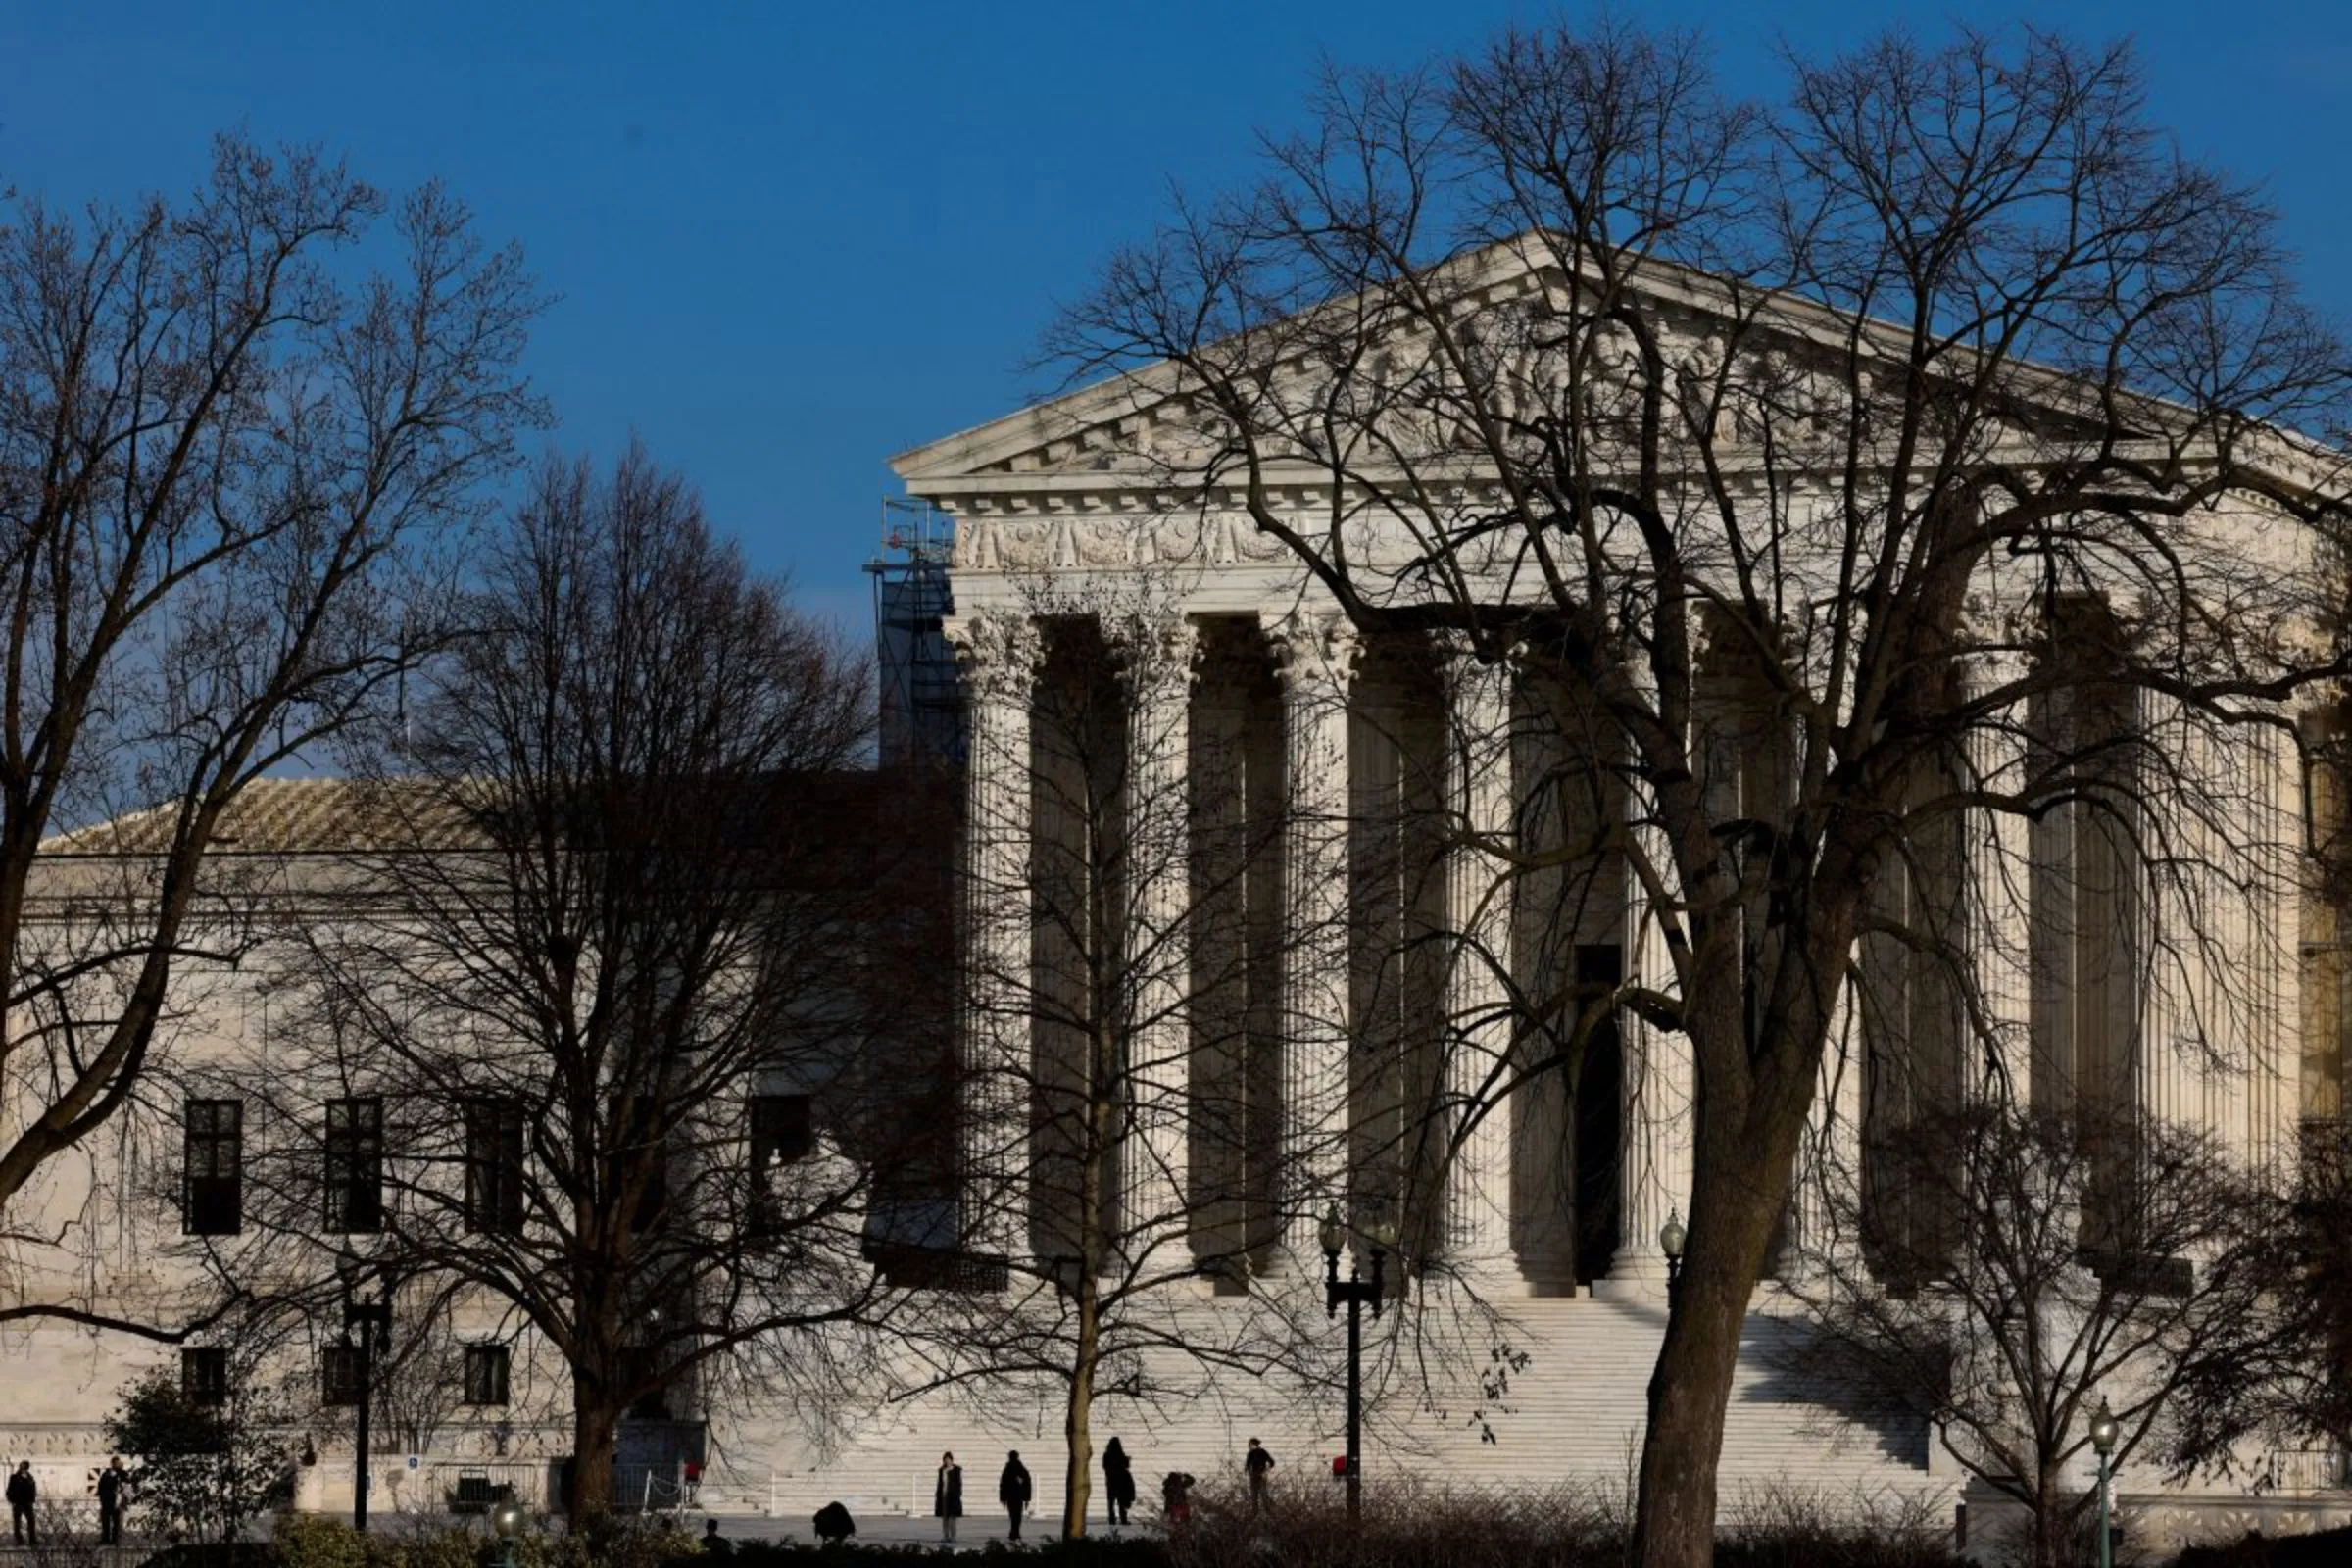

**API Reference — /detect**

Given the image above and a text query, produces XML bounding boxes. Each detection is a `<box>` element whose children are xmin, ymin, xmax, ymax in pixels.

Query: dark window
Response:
<box><xmin>618</xmin><ymin>1344</ymin><xmax>669</xmax><ymax>1419</ymax></box>
<box><xmin>751</xmin><ymin>1094</ymin><xmax>815</xmax><ymax>1168</ymax></box>
<box><xmin>321</xmin><ymin>1345</ymin><xmax>367</xmax><ymax>1407</ymax></box>
<box><xmin>463</xmin><ymin>1345</ymin><xmax>511</xmax><ymax>1407</ymax></box>
<box><xmin>183</xmin><ymin>1100</ymin><xmax>244</xmax><ymax>1236</ymax></box>
<box><xmin>181</xmin><ymin>1347</ymin><xmax>228</xmax><ymax>1405</ymax></box>
<box><xmin>749</xmin><ymin>1093</ymin><xmax>814</xmax><ymax>1235</ymax></box>
<box><xmin>465</xmin><ymin>1098</ymin><xmax>527</xmax><ymax>1236</ymax></box>
<box><xmin>324</xmin><ymin>1098</ymin><xmax>384</xmax><ymax>1234</ymax></box>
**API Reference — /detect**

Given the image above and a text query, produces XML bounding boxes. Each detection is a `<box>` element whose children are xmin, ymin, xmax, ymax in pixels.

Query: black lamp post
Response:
<box><xmin>339</xmin><ymin>1281</ymin><xmax>393</xmax><ymax>1532</ymax></box>
<box><xmin>1659</xmin><ymin>1210</ymin><xmax>1687</xmax><ymax>1291</ymax></box>
<box><xmin>1321</xmin><ymin>1201</ymin><xmax>1396</xmax><ymax>1524</ymax></box>
<box><xmin>2089</xmin><ymin>1396</ymin><xmax>2121</xmax><ymax>1568</ymax></box>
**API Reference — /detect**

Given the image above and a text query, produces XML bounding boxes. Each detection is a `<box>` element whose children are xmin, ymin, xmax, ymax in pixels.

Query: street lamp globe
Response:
<box><xmin>2089</xmin><ymin>1396</ymin><xmax>2120</xmax><ymax>1457</ymax></box>
<box><xmin>1658</xmin><ymin>1210</ymin><xmax>1687</xmax><ymax>1263</ymax></box>
<box><xmin>1367</xmin><ymin>1214</ymin><xmax>1399</xmax><ymax>1254</ymax></box>
<box><xmin>491</xmin><ymin>1499</ymin><xmax>526</xmax><ymax>1542</ymax></box>
<box><xmin>1319</xmin><ymin>1202</ymin><xmax>1346</xmax><ymax>1259</ymax></box>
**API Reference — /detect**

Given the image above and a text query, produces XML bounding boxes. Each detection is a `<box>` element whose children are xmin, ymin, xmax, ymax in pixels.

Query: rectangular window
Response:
<box><xmin>181</xmin><ymin>1347</ymin><xmax>228</xmax><ymax>1406</ymax></box>
<box><xmin>464</xmin><ymin>1098</ymin><xmax>527</xmax><ymax>1236</ymax></box>
<box><xmin>324</xmin><ymin>1097</ymin><xmax>385</xmax><ymax>1234</ymax></box>
<box><xmin>183</xmin><ymin>1100</ymin><xmax>244</xmax><ymax>1236</ymax></box>
<box><xmin>463</xmin><ymin>1345</ymin><xmax>511</xmax><ymax>1407</ymax></box>
<box><xmin>751</xmin><ymin>1093</ymin><xmax>814</xmax><ymax>1170</ymax></box>
<box><xmin>321</xmin><ymin>1345</ymin><xmax>366</xmax><ymax>1407</ymax></box>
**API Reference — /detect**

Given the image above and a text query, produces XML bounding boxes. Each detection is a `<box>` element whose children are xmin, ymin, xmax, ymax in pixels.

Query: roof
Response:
<box><xmin>39</xmin><ymin>778</ymin><xmax>480</xmax><ymax>858</ymax></box>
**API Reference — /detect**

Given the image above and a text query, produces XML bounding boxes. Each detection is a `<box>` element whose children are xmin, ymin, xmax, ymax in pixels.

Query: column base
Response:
<box><xmin>1592</xmin><ymin>1250</ymin><xmax>1673</xmax><ymax>1301</ymax></box>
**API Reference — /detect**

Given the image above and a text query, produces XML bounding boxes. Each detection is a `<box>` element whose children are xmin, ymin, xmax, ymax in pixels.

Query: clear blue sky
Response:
<box><xmin>6</xmin><ymin>1</ymin><xmax>2349</xmax><ymax>630</ymax></box>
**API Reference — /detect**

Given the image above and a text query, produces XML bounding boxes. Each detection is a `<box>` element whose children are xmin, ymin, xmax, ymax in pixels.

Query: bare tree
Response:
<box><xmin>0</xmin><ymin>134</ymin><xmax>544</xmax><ymax>1338</ymax></box>
<box><xmin>250</xmin><ymin>447</ymin><xmax>908</xmax><ymax>1520</ymax></box>
<box><xmin>1047</xmin><ymin>22</ymin><xmax>2352</xmax><ymax>1565</ymax></box>
<box><xmin>1780</xmin><ymin>1101</ymin><xmax>2281</xmax><ymax>1568</ymax></box>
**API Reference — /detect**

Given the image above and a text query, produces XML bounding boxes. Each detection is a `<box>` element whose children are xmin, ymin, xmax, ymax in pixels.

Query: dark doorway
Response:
<box><xmin>1573</xmin><ymin>944</ymin><xmax>1623</xmax><ymax>1285</ymax></box>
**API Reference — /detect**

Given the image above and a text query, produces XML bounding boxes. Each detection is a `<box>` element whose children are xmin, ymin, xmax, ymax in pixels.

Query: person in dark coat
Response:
<box><xmin>933</xmin><ymin>1451</ymin><xmax>963</xmax><ymax>1544</ymax></box>
<box><xmin>699</xmin><ymin>1519</ymin><xmax>730</xmax><ymax>1555</ymax></box>
<box><xmin>7</xmin><ymin>1462</ymin><xmax>35</xmax><ymax>1546</ymax></box>
<box><xmin>1244</xmin><ymin>1437</ymin><xmax>1275</xmax><ymax>1511</ymax></box>
<box><xmin>96</xmin><ymin>1457</ymin><xmax>128</xmax><ymax>1545</ymax></box>
<box><xmin>1102</xmin><ymin>1437</ymin><xmax>1136</xmax><ymax>1526</ymax></box>
<box><xmin>811</xmin><ymin>1500</ymin><xmax>856</xmax><ymax>1544</ymax></box>
<box><xmin>998</xmin><ymin>1449</ymin><xmax>1032</xmax><ymax>1541</ymax></box>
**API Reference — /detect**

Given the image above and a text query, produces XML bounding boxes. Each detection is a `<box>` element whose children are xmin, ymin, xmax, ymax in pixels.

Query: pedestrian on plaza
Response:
<box><xmin>998</xmin><ymin>1449</ymin><xmax>1032</xmax><ymax>1542</ymax></box>
<box><xmin>699</xmin><ymin>1519</ymin><xmax>729</xmax><ymax>1555</ymax></box>
<box><xmin>1160</xmin><ymin>1470</ymin><xmax>1195</xmax><ymax>1531</ymax></box>
<box><xmin>811</xmin><ymin>1500</ymin><xmax>856</xmax><ymax>1545</ymax></box>
<box><xmin>1244</xmin><ymin>1437</ymin><xmax>1275</xmax><ymax>1511</ymax></box>
<box><xmin>1102</xmin><ymin>1437</ymin><xmax>1135</xmax><ymax>1526</ymax></box>
<box><xmin>933</xmin><ymin>1451</ymin><xmax>963</xmax><ymax>1544</ymax></box>
<box><xmin>96</xmin><ymin>1456</ymin><xmax>128</xmax><ymax>1544</ymax></box>
<box><xmin>7</xmin><ymin>1461</ymin><xmax>36</xmax><ymax>1546</ymax></box>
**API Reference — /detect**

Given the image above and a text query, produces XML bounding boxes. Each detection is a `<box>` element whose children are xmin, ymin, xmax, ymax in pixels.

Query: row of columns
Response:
<box><xmin>946</xmin><ymin>608</ymin><xmax>2308</xmax><ymax>1288</ymax></box>
<box><xmin>947</xmin><ymin>604</ymin><xmax>1702</xmax><ymax>1291</ymax></box>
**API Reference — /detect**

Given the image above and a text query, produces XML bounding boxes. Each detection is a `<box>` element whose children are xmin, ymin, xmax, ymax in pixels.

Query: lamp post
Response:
<box><xmin>491</xmin><ymin>1498</ymin><xmax>526</xmax><ymax>1568</ymax></box>
<box><xmin>1321</xmin><ymin>1201</ymin><xmax>1396</xmax><ymax>1524</ymax></box>
<box><xmin>2089</xmin><ymin>1396</ymin><xmax>2120</xmax><ymax>1568</ymax></box>
<box><xmin>1658</xmin><ymin>1210</ymin><xmax>1687</xmax><ymax>1292</ymax></box>
<box><xmin>339</xmin><ymin>1280</ymin><xmax>393</xmax><ymax>1533</ymax></box>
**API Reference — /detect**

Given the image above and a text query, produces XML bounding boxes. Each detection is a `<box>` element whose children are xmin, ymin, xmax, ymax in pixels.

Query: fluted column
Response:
<box><xmin>1792</xmin><ymin>978</ymin><xmax>1865</xmax><ymax>1277</ymax></box>
<box><xmin>1115</xmin><ymin>612</ymin><xmax>1200</xmax><ymax>1267</ymax></box>
<box><xmin>2249</xmin><ymin>710</ymin><xmax>2300</xmax><ymax>1174</ymax></box>
<box><xmin>1439</xmin><ymin>637</ymin><xmax>1515</xmax><ymax>1273</ymax></box>
<box><xmin>1608</xmin><ymin>719</ymin><xmax>1692</xmax><ymax>1291</ymax></box>
<box><xmin>1264</xmin><ymin>608</ymin><xmax>1359</xmax><ymax>1272</ymax></box>
<box><xmin>1966</xmin><ymin>649</ymin><xmax>2035</xmax><ymax>1103</ymax></box>
<box><xmin>947</xmin><ymin>612</ymin><xmax>1044</xmax><ymax>1267</ymax></box>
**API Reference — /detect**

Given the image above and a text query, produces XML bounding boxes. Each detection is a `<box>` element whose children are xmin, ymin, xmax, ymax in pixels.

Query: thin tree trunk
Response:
<box><xmin>1062</xmin><ymin>1277</ymin><xmax>1100</xmax><ymax>1538</ymax></box>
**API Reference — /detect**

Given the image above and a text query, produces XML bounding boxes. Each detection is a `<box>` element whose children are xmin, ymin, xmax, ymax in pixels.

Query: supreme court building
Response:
<box><xmin>8</xmin><ymin>243</ymin><xmax>2352</xmax><ymax>1551</ymax></box>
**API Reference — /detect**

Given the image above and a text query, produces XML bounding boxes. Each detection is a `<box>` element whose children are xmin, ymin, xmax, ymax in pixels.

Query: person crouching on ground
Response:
<box><xmin>934</xmin><ymin>1451</ymin><xmax>963</xmax><ymax>1544</ymax></box>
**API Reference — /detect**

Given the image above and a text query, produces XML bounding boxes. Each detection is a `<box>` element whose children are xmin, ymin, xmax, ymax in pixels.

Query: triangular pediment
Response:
<box><xmin>892</xmin><ymin>234</ymin><xmax>2334</xmax><ymax>509</ymax></box>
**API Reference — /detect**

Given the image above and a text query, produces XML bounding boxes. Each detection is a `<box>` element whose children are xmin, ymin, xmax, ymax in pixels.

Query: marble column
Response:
<box><xmin>1965</xmin><ymin>649</ymin><xmax>2035</xmax><ymax>1103</ymax></box>
<box><xmin>947</xmin><ymin>612</ymin><xmax>1044</xmax><ymax>1267</ymax></box>
<box><xmin>2249</xmin><ymin>710</ymin><xmax>2301</xmax><ymax>1174</ymax></box>
<box><xmin>1793</xmin><ymin>977</ymin><xmax>1865</xmax><ymax>1277</ymax></box>
<box><xmin>1263</xmin><ymin>608</ymin><xmax>1359</xmax><ymax>1272</ymax></box>
<box><xmin>1115</xmin><ymin>611</ymin><xmax>1200</xmax><ymax>1267</ymax></box>
<box><xmin>1607</xmin><ymin>716</ymin><xmax>1693</xmax><ymax>1291</ymax></box>
<box><xmin>1439</xmin><ymin>636</ymin><xmax>1515</xmax><ymax>1273</ymax></box>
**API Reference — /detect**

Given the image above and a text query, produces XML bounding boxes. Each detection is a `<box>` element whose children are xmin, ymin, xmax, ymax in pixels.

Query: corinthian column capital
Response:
<box><xmin>1111</xmin><ymin>612</ymin><xmax>1201</xmax><ymax>700</ymax></box>
<box><xmin>1259</xmin><ymin>608</ymin><xmax>1360</xmax><ymax>695</ymax></box>
<box><xmin>944</xmin><ymin>612</ymin><xmax>1045</xmax><ymax>701</ymax></box>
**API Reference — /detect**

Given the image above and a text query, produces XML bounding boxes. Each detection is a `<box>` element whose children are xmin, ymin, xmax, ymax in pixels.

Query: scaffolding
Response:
<box><xmin>866</xmin><ymin>498</ymin><xmax>961</xmax><ymax>769</ymax></box>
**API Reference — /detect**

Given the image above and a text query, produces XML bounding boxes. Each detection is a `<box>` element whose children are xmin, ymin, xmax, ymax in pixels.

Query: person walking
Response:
<box><xmin>933</xmin><ymin>1451</ymin><xmax>963</xmax><ymax>1544</ymax></box>
<box><xmin>998</xmin><ymin>1449</ymin><xmax>1032</xmax><ymax>1542</ymax></box>
<box><xmin>1244</xmin><ymin>1437</ymin><xmax>1275</xmax><ymax>1511</ymax></box>
<box><xmin>96</xmin><ymin>1457</ymin><xmax>128</xmax><ymax>1545</ymax></box>
<box><xmin>1102</xmin><ymin>1437</ymin><xmax>1135</xmax><ymax>1527</ymax></box>
<box><xmin>7</xmin><ymin>1461</ymin><xmax>36</xmax><ymax>1547</ymax></box>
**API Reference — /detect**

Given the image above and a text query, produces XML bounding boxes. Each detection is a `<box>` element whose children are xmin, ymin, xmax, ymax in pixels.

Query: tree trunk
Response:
<box><xmin>570</xmin><ymin>1385</ymin><xmax>620</xmax><ymax>1524</ymax></box>
<box><xmin>1632</xmin><ymin>1112</ymin><xmax>1803</xmax><ymax>1568</ymax></box>
<box><xmin>1061</xmin><ymin>1282</ymin><xmax>1100</xmax><ymax>1539</ymax></box>
<box><xmin>2033</xmin><ymin>1459</ymin><xmax>2066</xmax><ymax>1568</ymax></box>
